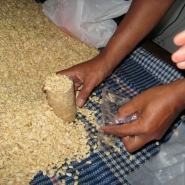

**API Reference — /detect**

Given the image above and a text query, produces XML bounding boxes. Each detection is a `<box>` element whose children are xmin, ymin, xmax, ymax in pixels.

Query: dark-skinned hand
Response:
<box><xmin>57</xmin><ymin>55</ymin><xmax>112</xmax><ymax>107</ymax></box>
<box><xmin>99</xmin><ymin>79</ymin><xmax>185</xmax><ymax>153</ymax></box>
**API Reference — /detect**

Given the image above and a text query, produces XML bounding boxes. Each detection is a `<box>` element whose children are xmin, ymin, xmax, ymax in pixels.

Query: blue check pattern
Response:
<box><xmin>30</xmin><ymin>47</ymin><xmax>184</xmax><ymax>185</ymax></box>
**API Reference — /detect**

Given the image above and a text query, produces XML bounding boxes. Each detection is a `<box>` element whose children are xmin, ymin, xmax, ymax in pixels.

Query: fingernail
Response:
<box><xmin>99</xmin><ymin>128</ymin><xmax>104</xmax><ymax>133</ymax></box>
<box><xmin>76</xmin><ymin>98</ymin><xmax>85</xmax><ymax>108</ymax></box>
<box><xmin>42</xmin><ymin>86</ymin><xmax>46</xmax><ymax>93</ymax></box>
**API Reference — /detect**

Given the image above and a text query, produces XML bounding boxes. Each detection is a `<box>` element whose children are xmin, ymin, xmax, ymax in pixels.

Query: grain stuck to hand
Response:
<box><xmin>0</xmin><ymin>0</ymin><xmax>99</xmax><ymax>184</ymax></box>
<box><xmin>44</xmin><ymin>74</ymin><xmax>76</xmax><ymax>122</ymax></box>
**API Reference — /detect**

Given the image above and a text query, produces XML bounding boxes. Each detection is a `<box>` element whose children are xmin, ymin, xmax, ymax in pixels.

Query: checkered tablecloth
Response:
<box><xmin>30</xmin><ymin>47</ymin><xmax>184</xmax><ymax>185</ymax></box>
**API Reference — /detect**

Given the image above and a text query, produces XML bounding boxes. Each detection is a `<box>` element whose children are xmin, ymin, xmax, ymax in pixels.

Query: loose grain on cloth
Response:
<box><xmin>31</xmin><ymin>47</ymin><xmax>185</xmax><ymax>185</ymax></box>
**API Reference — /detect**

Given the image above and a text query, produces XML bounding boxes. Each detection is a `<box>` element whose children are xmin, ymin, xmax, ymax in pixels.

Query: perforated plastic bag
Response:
<box><xmin>98</xmin><ymin>86</ymin><xmax>137</xmax><ymax>150</ymax></box>
<box><xmin>42</xmin><ymin>0</ymin><xmax>132</xmax><ymax>48</ymax></box>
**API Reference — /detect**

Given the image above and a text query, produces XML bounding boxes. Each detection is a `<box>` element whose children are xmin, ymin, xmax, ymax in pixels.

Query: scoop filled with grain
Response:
<box><xmin>44</xmin><ymin>74</ymin><xmax>76</xmax><ymax>122</ymax></box>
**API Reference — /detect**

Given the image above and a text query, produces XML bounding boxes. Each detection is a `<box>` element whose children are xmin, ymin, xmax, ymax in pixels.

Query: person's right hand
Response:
<box><xmin>172</xmin><ymin>30</ymin><xmax>185</xmax><ymax>69</ymax></box>
<box><xmin>99</xmin><ymin>79</ymin><xmax>185</xmax><ymax>153</ymax></box>
<box><xmin>57</xmin><ymin>55</ymin><xmax>111</xmax><ymax>107</ymax></box>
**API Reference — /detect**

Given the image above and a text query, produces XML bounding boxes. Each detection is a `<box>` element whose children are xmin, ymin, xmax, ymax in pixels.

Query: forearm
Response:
<box><xmin>99</xmin><ymin>0</ymin><xmax>175</xmax><ymax>75</ymax></box>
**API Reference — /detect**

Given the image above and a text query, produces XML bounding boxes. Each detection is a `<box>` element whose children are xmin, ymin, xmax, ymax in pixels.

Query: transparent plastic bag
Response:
<box><xmin>125</xmin><ymin>121</ymin><xmax>185</xmax><ymax>185</ymax></box>
<box><xmin>98</xmin><ymin>86</ymin><xmax>137</xmax><ymax>150</ymax></box>
<box><xmin>42</xmin><ymin>0</ymin><xmax>132</xmax><ymax>48</ymax></box>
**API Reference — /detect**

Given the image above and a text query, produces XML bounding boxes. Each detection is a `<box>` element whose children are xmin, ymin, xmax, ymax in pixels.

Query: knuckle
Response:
<box><xmin>124</xmin><ymin>145</ymin><xmax>136</xmax><ymax>153</ymax></box>
<box><xmin>122</xmin><ymin>138</ymin><xmax>136</xmax><ymax>153</ymax></box>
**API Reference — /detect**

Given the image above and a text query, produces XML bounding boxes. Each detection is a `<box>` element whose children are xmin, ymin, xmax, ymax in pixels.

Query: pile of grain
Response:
<box><xmin>0</xmin><ymin>0</ymin><xmax>99</xmax><ymax>184</ymax></box>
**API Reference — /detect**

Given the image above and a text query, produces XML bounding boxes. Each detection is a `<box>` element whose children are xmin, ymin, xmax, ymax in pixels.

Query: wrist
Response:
<box><xmin>173</xmin><ymin>79</ymin><xmax>185</xmax><ymax>111</ymax></box>
<box><xmin>98</xmin><ymin>47</ymin><xmax>127</xmax><ymax>77</ymax></box>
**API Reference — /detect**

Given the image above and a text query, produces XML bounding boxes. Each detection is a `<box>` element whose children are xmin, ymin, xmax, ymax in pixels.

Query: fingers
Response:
<box><xmin>99</xmin><ymin>98</ymin><xmax>140</xmax><ymax>136</ymax></box>
<box><xmin>173</xmin><ymin>30</ymin><xmax>185</xmax><ymax>46</ymax></box>
<box><xmin>122</xmin><ymin>136</ymin><xmax>148</xmax><ymax>153</ymax></box>
<box><xmin>99</xmin><ymin>120</ymin><xmax>141</xmax><ymax>137</ymax></box>
<box><xmin>99</xmin><ymin>122</ymin><xmax>151</xmax><ymax>153</ymax></box>
<box><xmin>56</xmin><ymin>68</ymin><xmax>88</xmax><ymax>107</ymax></box>
<box><xmin>76</xmin><ymin>81</ymin><xmax>94</xmax><ymax>107</ymax></box>
<box><xmin>117</xmin><ymin>99</ymin><xmax>137</xmax><ymax>118</ymax></box>
<box><xmin>56</xmin><ymin>69</ymin><xmax>72</xmax><ymax>76</ymax></box>
<box><xmin>171</xmin><ymin>45</ymin><xmax>185</xmax><ymax>63</ymax></box>
<box><xmin>172</xmin><ymin>30</ymin><xmax>185</xmax><ymax>69</ymax></box>
<box><xmin>42</xmin><ymin>85</ymin><xmax>46</xmax><ymax>93</ymax></box>
<box><xmin>176</xmin><ymin>62</ymin><xmax>185</xmax><ymax>69</ymax></box>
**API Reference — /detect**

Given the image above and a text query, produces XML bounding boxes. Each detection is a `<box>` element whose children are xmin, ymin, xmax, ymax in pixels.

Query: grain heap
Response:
<box><xmin>0</xmin><ymin>0</ymin><xmax>99</xmax><ymax>184</ymax></box>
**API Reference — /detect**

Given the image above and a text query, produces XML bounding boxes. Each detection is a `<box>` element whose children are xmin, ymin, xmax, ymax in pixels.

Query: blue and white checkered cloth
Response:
<box><xmin>30</xmin><ymin>47</ymin><xmax>185</xmax><ymax>185</ymax></box>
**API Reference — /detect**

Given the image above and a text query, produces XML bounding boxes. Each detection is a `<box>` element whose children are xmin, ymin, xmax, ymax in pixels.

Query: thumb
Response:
<box><xmin>76</xmin><ymin>81</ymin><xmax>94</xmax><ymax>107</ymax></box>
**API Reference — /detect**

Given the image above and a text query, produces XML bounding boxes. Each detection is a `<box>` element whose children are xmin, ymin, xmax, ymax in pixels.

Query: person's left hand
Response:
<box><xmin>56</xmin><ymin>55</ymin><xmax>112</xmax><ymax>108</ymax></box>
<box><xmin>99</xmin><ymin>79</ymin><xmax>185</xmax><ymax>153</ymax></box>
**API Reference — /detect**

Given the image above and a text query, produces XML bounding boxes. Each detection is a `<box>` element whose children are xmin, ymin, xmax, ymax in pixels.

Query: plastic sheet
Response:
<box><xmin>126</xmin><ymin>120</ymin><xmax>185</xmax><ymax>185</ymax></box>
<box><xmin>42</xmin><ymin>0</ymin><xmax>132</xmax><ymax>48</ymax></box>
